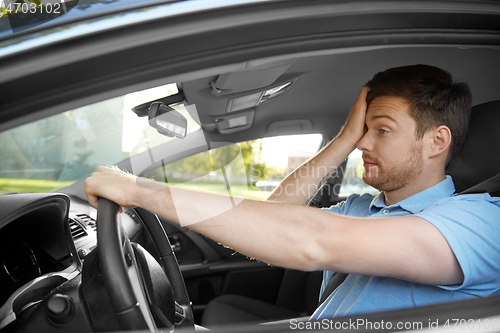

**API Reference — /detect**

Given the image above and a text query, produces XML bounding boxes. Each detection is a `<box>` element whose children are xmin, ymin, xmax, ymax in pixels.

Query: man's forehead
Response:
<box><xmin>366</xmin><ymin>96</ymin><xmax>412</xmax><ymax>123</ymax></box>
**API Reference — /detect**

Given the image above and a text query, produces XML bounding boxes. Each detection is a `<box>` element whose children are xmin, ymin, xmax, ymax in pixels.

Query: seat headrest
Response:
<box><xmin>446</xmin><ymin>100</ymin><xmax>500</xmax><ymax>193</ymax></box>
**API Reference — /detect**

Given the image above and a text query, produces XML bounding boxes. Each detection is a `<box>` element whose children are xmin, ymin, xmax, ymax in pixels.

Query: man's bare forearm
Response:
<box><xmin>84</xmin><ymin>165</ymin><xmax>348</xmax><ymax>271</ymax></box>
<box><xmin>265</xmin><ymin>135</ymin><xmax>356</xmax><ymax>205</ymax></box>
<box><xmin>139</xmin><ymin>184</ymin><xmax>347</xmax><ymax>271</ymax></box>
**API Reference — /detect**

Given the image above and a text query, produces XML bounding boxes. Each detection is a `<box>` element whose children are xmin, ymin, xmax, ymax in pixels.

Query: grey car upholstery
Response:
<box><xmin>447</xmin><ymin>100</ymin><xmax>500</xmax><ymax>196</ymax></box>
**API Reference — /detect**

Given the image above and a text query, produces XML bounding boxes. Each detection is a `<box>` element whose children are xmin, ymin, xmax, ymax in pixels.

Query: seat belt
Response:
<box><xmin>319</xmin><ymin>272</ymin><xmax>348</xmax><ymax>304</ymax></box>
<box><xmin>459</xmin><ymin>173</ymin><xmax>500</xmax><ymax>195</ymax></box>
<box><xmin>317</xmin><ymin>172</ymin><xmax>500</xmax><ymax>305</ymax></box>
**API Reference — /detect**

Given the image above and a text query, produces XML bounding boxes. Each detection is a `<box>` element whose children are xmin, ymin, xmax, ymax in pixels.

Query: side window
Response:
<box><xmin>146</xmin><ymin>134</ymin><xmax>324</xmax><ymax>200</ymax></box>
<box><xmin>339</xmin><ymin>149</ymin><xmax>379</xmax><ymax>197</ymax></box>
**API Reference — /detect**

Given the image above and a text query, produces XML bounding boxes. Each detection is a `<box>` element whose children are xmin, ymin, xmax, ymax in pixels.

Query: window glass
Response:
<box><xmin>0</xmin><ymin>83</ymin><xmax>200</xmax><ymax>194</ymax></box>
<box><xmin>339</xmin><ymin>149</ymin><xmax>379</xmax><ymax>197</ymax></box>
<box><xmin>145</xmin><ymin>134</ymin><xmax>324</xmax><ymax>200</ymax></box>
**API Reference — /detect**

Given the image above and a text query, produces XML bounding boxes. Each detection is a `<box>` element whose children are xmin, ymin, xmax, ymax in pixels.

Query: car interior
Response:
<box><xmin>2</xmin><ymin>47</ymin><xmax>500</xmax><ymax>332</ymax></box>
<box><xmin>1</xmin><ymin>1</ymin><xmax>500</xmax><ymax>332</ymax></box>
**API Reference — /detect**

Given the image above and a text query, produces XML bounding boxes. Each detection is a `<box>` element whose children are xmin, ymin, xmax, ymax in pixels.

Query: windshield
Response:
<box><xmin>0</xmin><ymin>83</ymin><xmax>200</xmax><ymax>194</ymax></box>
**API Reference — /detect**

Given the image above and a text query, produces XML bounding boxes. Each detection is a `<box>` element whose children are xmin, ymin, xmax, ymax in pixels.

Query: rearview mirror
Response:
<box><xmin>148</xmin><ymin>102</ymin><xmax>187</xmax><ymax>138</ymax></box>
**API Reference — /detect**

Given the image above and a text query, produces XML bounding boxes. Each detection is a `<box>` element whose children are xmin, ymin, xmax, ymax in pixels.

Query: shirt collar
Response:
<box><xmin>368</xmin><ymin>176</ymin><xmax>456</xmax><ymax>214</ymax></box>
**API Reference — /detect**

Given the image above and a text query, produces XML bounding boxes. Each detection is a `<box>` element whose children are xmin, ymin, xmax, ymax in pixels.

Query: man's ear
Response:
<box><xmin>427</xmin><ymin>125</ymin><xmax>452</xmax><ymax>158</ymax></box>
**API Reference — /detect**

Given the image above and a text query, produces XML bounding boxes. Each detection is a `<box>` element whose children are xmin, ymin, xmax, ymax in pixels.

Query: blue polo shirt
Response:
<box><xmin>310</xmin><ymin>177</ymin><xmax>500</xmax><ymax>319</ymax></box>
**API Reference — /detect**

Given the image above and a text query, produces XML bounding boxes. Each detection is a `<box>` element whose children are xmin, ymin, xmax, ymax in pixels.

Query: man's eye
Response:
<box><xmin>379</xmin><ymin>129</ymin><xmax>388</xmax><ymax>134</ymax></box>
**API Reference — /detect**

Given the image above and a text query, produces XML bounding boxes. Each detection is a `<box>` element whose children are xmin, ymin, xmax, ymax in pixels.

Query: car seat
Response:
<box><xmin>201</xmin><ymin>269</ymin><xmax>322</xmax><ymax>327</ymax></box>
<box><xmin>446</xmin><ymin>100</ymin><xmax>500</xmax><ymax>196</ymax></box>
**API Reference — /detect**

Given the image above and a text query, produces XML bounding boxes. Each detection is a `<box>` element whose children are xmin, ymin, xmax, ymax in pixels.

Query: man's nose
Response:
<box><xmin>356</xmin><ymin>131</ymin><xmax>372</xmax><ymax>151</ymax></box>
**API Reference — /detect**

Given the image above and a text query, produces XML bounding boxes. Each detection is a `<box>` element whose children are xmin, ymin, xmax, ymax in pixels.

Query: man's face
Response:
<box><xmin>356</xmin><ymin>96</ymin><xmax>424</xmax><ymax>192</ymax></box>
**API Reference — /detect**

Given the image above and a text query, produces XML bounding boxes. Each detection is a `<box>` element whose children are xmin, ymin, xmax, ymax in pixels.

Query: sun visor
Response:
<box><xmin>212</xmin><ymin>59</ymin><xmax>296</xmax><ymax>95</ymax></box>
<box><xmin>213</xmin><ymin>109</ymin><xmax>255</xmax><ymax>134</ymax></box>
<box><xmin>267</xmin><ymin>119</ymin><xmax>313</xmax><ymax>136</ymax></box>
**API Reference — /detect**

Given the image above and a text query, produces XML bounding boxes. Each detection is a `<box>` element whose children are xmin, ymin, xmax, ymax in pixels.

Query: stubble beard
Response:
<box><xmin>362</xmin><ymin>142</ymin><xmax>424</xmax><ymax>192</ymax></box>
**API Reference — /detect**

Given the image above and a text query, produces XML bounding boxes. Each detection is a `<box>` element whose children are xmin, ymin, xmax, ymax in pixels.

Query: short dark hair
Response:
<box><xmin>365</xmin><ymin>64</ymin><xmax>472</xmax><ymax>164</ymax></box>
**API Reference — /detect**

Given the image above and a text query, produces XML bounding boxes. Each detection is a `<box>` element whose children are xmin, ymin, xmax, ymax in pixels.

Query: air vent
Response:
<box><xmin>69</xmin><ymin>219</ymin><xmax>87</xmax><ymax>240</ymax></box>
<box><xmin>76</xmin><ymin>213</ymin><xmax>96</xmax><ymax>231</ymax></box>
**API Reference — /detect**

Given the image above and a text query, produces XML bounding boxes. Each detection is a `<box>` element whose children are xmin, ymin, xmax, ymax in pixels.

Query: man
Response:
<box><xmin>85</xmin><ymin>65</ymin><xmax>500</xmax><ymax>319</ymax></box>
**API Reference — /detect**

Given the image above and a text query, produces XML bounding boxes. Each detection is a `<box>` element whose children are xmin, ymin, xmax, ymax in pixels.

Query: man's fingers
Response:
<box><xmin>84</xmin><ymin>165</ymin><xmax>144</xmax><ymax>209</ymax></box>
<box><xmin>358</xmin><ymin>86</ymin><xmax>370</xmax><ymax>100</ymax></box>
<box><xmin>86</xmin><ymin>193</ymin><xmax>99</xmax><ymax>209</ymax></box>
<box><xmin>337</xmin><ymin>86</ymin><xmax>373</xmax><ymax>147</ymax></box>
<box><xmin>354</xmin><ymin>86</ymin><xmax>371</xmax><ymax>107</ymax></box>
<box><xmin>84</xmin><ymin>177</ymin><xmax>99</xmax><ymax>209</ymax></box>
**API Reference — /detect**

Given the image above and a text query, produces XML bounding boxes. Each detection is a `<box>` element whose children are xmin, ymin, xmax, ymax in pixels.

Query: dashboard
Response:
<box><xmin>0</xmin><ymin>191</ymin><xmax>264</xmax><ymax>332</ymax></box>
<box><xmin>0</xmin><ymin>193</ymin><xmax>142</xmax><ymax>330</ymax></box>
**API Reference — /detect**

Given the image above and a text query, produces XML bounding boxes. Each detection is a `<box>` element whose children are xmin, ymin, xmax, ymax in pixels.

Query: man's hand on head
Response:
<box><xmin>266</xmin><ymin>87</ymin><xmax>370</xmax><ymax>204</ymax></box>
<box><xmin>338</xmin><ymin>86</ymin><xmax>370</xmax><ymax>148</ymax></box>
<box><xmin>85</xmin><ymin>165</ymin><xmax>145</xmax><ymax>210</ymax></box>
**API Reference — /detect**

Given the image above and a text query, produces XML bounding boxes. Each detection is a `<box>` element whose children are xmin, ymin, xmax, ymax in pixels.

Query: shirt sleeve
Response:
<box><xmin>416</xmin><ymin>194</ymin><xmax>500</xmax><ymax>295</ymax></box>
<box><xmin>322</xmin><ymin>193</ymin><xmax>375</xmax><ymax>216</ymax></box>
<box><xmin>321</xmin><ymin>193</ymin><xmax>361</xmax><ymax>215</ymax></box>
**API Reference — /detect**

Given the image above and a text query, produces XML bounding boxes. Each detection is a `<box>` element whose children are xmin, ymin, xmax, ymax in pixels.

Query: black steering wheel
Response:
<box><xmin>96</xmin><ymin>198</ymin><xmax>194</xmax><ymax>331</ymax></box>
